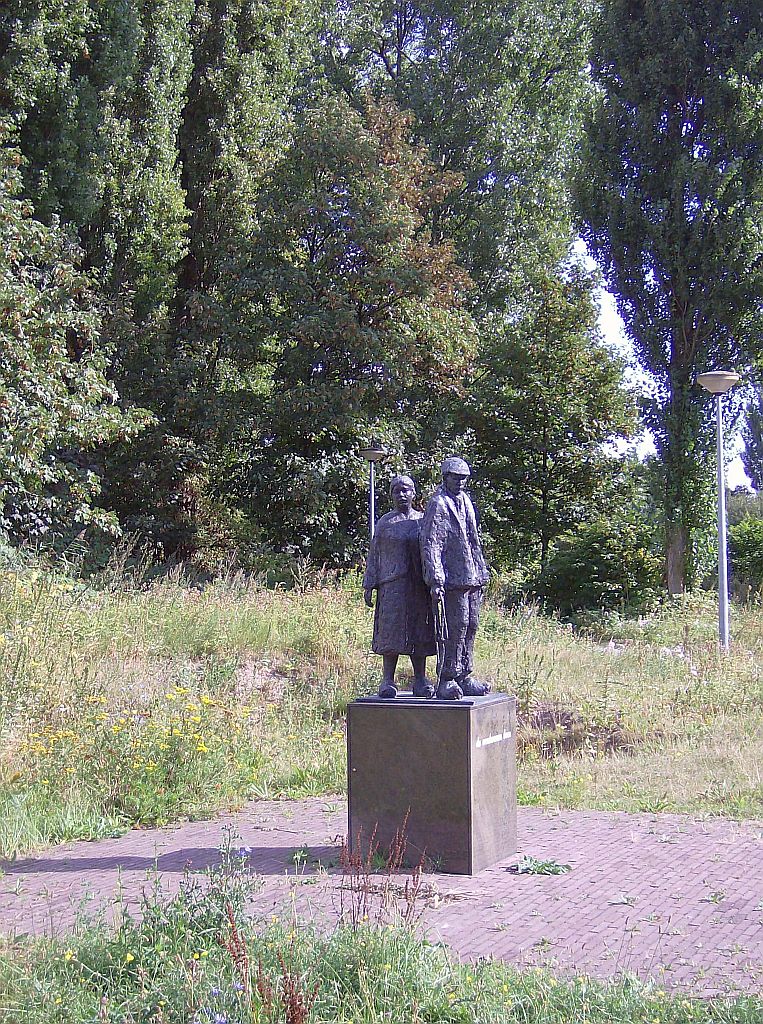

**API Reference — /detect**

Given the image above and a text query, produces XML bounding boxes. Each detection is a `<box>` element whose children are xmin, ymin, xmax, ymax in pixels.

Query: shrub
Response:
<box><xmin>536</xmin><ymin>517</ymin><xmax>662</xmax><ymax>616</ymax></box>
<box><xmin>729</xmin><ymin>515</ymin><xmax>763</xmax><ymax>591</ymax></box>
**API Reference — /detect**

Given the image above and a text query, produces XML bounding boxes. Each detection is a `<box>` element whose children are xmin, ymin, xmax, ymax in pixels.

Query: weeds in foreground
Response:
<box><xmin>0</xmin><ymin>834</ymin><xmax>761</xmax><ymax>1023</ymax></box>
<box><xmin>337</xmin><ymin>812</ymin><xmax>426</xmax><ymax>929</ymax></box>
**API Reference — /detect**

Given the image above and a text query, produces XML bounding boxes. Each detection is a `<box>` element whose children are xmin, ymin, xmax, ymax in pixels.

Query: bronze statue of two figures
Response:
<box><xmin>363</xmin><ymin>457</ymin><xmax>491</xmax><ymax>701</ymax></box>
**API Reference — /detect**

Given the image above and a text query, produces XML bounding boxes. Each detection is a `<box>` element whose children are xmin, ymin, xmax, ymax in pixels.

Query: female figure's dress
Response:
<box><xmin>363</xmin><ymin>510</ymin><xmax>436</xmax><ymax>657</ymax></box>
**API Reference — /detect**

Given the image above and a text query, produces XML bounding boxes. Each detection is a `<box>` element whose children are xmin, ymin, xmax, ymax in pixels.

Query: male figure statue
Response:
<box><xmin>420</xmin><ymin>457</ymin><xmax>491</xmax><ymax>700</ymax></box>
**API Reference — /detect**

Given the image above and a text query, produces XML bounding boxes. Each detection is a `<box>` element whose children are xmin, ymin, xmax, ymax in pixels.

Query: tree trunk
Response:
<box><xmin>665</xmin><ymin>521</ymin><xmax>687</xmax><ymax>596</ymax></box>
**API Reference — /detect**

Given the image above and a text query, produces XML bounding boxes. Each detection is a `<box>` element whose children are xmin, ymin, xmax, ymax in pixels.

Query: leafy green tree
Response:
<box><xmin>0</xmin><ymin>135</ymin><xmax>145</xmax><ymax>541</ymax></box>
<box><xmin>231</xmin><ymin>95</ymin><xmax>476</xmax><ymax>562</ymax></box>
<box><xmin>464</xmin><ymin>262</ymin><xmax>636</xmax><ymax>568</ymax></box>
<box><xmin>575</xmin><ymin>0</ymin><xmax>763</xmax><ymax>594</ymax></box>
<box><xmin>323</xmin><ymin>0</ymin><xmax>592</xmax><ymax>308</ymax></box>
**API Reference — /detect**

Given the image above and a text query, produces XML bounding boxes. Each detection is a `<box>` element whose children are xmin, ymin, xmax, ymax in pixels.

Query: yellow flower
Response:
<box><xmin>125</xmin><ymin>952</ymin><xmax>135</xmax><ymax>963</ymax></box>
<box><xmin>165</xmin><ymin>692</ymin><xmax>177</xmax><ymax>701</ymax></box>
<box><xmin>196</xmin><ymin>742</ymin><xmax>209</xmax><ymax>753</ymax></box>
<box><xmin>64</xmin><ymin>949</ymin><xmax>75</xmax><ymax>962</ymax></box>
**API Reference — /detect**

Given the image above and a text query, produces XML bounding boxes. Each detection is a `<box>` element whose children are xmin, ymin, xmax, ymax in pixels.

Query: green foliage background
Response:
<box><xmin>1</xmin><ymin>0</ymin><xmax>761</xmax><ymax>608</ymax></box>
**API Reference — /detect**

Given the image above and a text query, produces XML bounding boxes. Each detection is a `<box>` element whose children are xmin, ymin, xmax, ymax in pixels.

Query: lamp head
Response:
<box><xmin>697</xmin><ymin>371</ymin><xmax>740</xmax><ymax>395</ymax></box>
<box><xmin>359</xmin><ymin>439</ymin><xmax>388</xmax><ymax>463</ymax></box>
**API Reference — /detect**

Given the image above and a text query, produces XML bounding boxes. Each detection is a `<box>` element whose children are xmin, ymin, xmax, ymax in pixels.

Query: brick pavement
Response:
<box><xmin>0</xmin><ymin>800</ymin><xmax>762</xmax><ymax>997</ymax></box>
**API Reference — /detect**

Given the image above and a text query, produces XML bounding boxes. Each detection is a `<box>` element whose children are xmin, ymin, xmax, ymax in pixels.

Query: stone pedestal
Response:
<box><xmin>347</xmin><ymin>692</ymin><xmax>517</xmax><ymax>875</ymax></box>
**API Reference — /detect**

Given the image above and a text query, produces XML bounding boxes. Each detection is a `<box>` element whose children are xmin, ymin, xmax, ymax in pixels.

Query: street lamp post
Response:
<box><xmin>697</xmin><ymin>370</ymin><xmax>741</xmax><ymax>651</ymax></box>
<box><xmin>359</xmin><ymin>441</ymin><xmax>387</xmax><ymax>540</ymax></box>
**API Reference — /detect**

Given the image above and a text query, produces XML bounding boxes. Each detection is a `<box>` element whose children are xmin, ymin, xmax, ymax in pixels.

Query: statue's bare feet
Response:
<box><xmin>412</xmin><ymin>678</ymin><xmax>435</xmax><ymax>699</ymax></box>
<box><xmin>378</xmin><ymin>681</ymin><xmax>397</xmax><ymax>699</ymax></box>
<box><xmin>436</xmin><ymin>680</ymin><xmax>463</xmax><ymax>700</ymax></box>
<box><xmin>460</xmin><ymin>676</ymin><xmax>491</xmax><ymax>697</ymax></box>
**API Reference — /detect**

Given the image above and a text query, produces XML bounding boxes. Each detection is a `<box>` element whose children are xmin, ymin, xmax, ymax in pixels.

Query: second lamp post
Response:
<box><xmin>697</xmin><ymin>370</ymin><xmax>740</xmax><ymax>651</ymax></box>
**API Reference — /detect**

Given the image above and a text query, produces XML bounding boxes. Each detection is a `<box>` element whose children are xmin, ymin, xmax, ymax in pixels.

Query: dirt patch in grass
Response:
<box><xmin>517</xmin><ymin>700</ymin><xmax>641</xmax><ymax>759</ymax></box>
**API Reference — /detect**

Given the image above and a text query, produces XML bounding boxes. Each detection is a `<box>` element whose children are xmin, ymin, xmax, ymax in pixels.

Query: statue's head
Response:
<box><xmin>441</xmin><ymin>456</ymin><xmax>470</xmax><ymax>497</ymax></box>
<box><xmin>390</xmin><ymin>474</ymin><xmax>416</xmax><ymax>512</ymax></box>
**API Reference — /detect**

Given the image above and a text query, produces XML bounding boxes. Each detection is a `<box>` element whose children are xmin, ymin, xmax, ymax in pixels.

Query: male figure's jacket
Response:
<box><xmin>420</xmin><ymin>485</ymin><xmax>489</xmax><ymax>591</ymax></box>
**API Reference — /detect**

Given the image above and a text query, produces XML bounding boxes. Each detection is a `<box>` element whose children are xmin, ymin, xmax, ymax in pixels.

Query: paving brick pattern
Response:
<box><xmin>1</xmin><ymin>800</ymin><xmax>762</xmax><ymax>997</ymax></box>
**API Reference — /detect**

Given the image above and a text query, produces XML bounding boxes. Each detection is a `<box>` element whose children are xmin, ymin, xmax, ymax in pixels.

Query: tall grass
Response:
<box><xmin>1</xmin><ymin>563</ymin><xmax>762</xmax><ymax>858</ymax></box>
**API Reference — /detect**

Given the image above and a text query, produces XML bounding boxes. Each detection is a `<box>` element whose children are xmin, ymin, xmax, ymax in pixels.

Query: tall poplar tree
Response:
<box><xmin>0</xmin><ymin>0</ymin><xmax>194</xmax><ymax>314</ymax></box>
<box><xmin>103</xmin><ymin>0</ymin><xmax>318</xmax><ymax>553</ymax></box>
<box><xmin>575</xmin><ymin>0</ymin><xmax>763</xmax><ymax>593</ymax></box>
<box><xmin>0</xmin><ymin>132</ymin><xmax>144</xmax><ymax>541</ymax></box>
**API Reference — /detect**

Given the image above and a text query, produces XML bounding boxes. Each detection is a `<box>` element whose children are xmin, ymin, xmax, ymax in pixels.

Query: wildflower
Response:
<box><xmin>196</xmin><ymin>742</ymin><xmax>209</xmax><ymax>753</ymax></box>
<box><xmin>125</xmin><ymin>952</ymin><xmax>135</xmax><ymax>962</ymax></box>
<box><xmin>165</xmin><ymin>692</ymin><xmax>177</xmax><ymax>701</ymax></box>
<box><xmin>64</xmin><ymin>949</ymin><xmax>75</xmax><ymax>962</ymax></box>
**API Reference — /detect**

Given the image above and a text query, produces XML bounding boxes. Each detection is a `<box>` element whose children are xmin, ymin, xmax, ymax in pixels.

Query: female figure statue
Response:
<box><xmin>363</xmin><ymin>475</ymin><xmax>436</xmax><ymax>699</ymax></box>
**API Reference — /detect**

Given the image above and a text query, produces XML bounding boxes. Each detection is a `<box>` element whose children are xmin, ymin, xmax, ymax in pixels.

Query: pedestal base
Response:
<box><xmin>347</xmin><ymin>692</ymin><xmax>517</xmax><ymax>874</ymax></box>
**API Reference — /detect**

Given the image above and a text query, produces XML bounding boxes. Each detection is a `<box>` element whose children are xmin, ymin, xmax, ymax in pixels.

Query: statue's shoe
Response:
<box><xmin>436</xmin><ymin>680</ymin><xmax>463</xmax><ymax>701</ymax></box>
<box><xmin>460</xmin><ymin>676</ymin><xmax>491</xmax><ymax>697</ymax></box>
<box><xmin>412</xmin><ymin>679</ymin><xmax>435</xmax><ymax>699</ymax></box>
<box><xmin>378</xmin><ymin>682</ymin><xmax>398</xmax><ymax>699</ymax></box>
